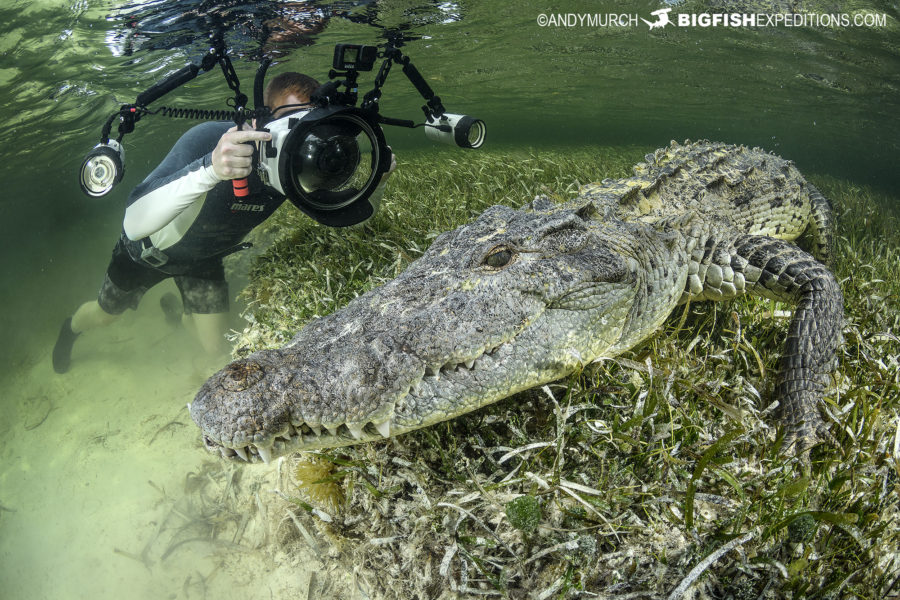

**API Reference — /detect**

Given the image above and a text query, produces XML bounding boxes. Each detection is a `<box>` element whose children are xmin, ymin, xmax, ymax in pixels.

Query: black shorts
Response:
<box><xmin>97</xmin><ymin>239</ymin><xmax>229</xmax><ymax>315</ymax></box>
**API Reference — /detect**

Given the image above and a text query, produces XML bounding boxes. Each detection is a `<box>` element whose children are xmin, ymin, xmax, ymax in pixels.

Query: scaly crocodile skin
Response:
<box><xmin>190</xmin><ymin>141</ymin><xmax>842</xmax><ymax>463</ymax></box>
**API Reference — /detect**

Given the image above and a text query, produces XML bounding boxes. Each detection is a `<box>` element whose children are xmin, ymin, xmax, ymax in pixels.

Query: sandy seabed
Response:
<box><xmin>0</xmin><ymin>283</ymin><xmax>355</xmax><ymax>600</ymax></box>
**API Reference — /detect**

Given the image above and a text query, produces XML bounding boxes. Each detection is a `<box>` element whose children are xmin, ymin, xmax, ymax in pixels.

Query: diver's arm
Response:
<box><xmin>123</xmin><ymin>158</ymin><xmax>220</xmax><ymax>240</ymax></box>
<box><xmin>123</xmin><ymin>124</ymin><xmax>270</xmax><ymax>241</ymax></box>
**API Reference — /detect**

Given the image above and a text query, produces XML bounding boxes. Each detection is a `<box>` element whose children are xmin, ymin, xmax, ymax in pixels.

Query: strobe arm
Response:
<box><xmin>135</xmin><ymin>35</ymin><xmax>237</xmax><ymax>113</ymax></box>
<box><xmin>361</xmin><ymin>46</ymin><xmax>445</xmax><ymax>119</ymax></box>
<box><xmin>399</xmin><ymin>56</ymin><xmax>445</xmax><ymax>119</ymax></box>
<box><xmin>390</xmin><ymin>48</ymin><xmax>446</xmax><ymax>119</ymax></box>
<box><xmin>120</xmin><ymin>42</ymin><xmax>225</xmax><ymax>140</ymax></box>
<box><xmin>136</xmin><ymin>63</ymin><xmax>202</xmax><ymax>107</ymax></box>
<box><xmin>253</xmin><ymin>59</ymin><xmax>272</xmax><ymax>116</ymax></box>
<box><xmin>362</xmin><ymin>45</ymin><xmax>484</xmax><ymax>148</ymax></box>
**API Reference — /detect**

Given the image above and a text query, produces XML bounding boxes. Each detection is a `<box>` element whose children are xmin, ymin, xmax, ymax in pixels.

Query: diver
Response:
<box><xmin>53</xmin><ymin>71</ymin><xmax>396</xmax><ymax>374</ymax></box>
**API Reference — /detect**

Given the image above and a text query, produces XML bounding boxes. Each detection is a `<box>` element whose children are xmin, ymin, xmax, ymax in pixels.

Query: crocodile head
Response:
<box><xmin>190</xmin><ymin>200</ymin><xmax>687</xmax><ymax>462</ymax></box>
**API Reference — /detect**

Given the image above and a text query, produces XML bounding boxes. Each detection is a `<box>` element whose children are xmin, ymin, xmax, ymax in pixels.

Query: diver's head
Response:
<box><xmin>265</xmin><ymin>71</ymin><xmax>320</xmax><ymax>117</ymax></box>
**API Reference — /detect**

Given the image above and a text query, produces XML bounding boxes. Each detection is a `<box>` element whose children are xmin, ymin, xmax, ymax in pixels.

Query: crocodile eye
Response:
<box><xmin>483</xmin><ymin>246</ymin><xmax>514</xmax><ymax>269</ymax></box>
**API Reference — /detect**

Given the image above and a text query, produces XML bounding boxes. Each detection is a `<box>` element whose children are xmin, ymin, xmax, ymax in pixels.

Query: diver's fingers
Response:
<box><xmin>226</xmin><ymin>127</ymin><xmax>272</xmax><ymax>146</ymax></box>
<box><xmin>212</xmin><ymin>127</ymin><xmax>270</xmax><ymax>180</ymax></box>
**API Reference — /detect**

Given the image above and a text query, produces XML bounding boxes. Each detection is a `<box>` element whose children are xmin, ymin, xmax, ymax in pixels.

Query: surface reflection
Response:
<box><xmin>104</xmin><ymin>0</ymin><xmax>464</xmax><ymax>59</ymax></box>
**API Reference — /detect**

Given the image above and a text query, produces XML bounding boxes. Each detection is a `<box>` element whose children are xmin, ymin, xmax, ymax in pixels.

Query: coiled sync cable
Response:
<box><xmin>151</xmin><ymin>105</ymin><xmax>270</xmax><ymax>121</ymax></box>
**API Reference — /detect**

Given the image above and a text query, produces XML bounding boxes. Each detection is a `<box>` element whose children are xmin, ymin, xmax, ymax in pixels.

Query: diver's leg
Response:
<box><xmin>54</xmin><ymin>239</ymin><xmax>163</xmax><ymax>374</ymax></box>
<box><xmin>71</xmin><ymin>299</ymin><xmax>121</xmax><ymax>332</ymax></box>
<box><xmin>54</xmin><ymin>300</ymin><xmax>123</xmax><ymax>374</ymax></box>
<box><xmin>175</xmin><ymin>267</ymin><xmax>230</xmax><ymax>359</ymax></box>
<box><xmin>182</xmin><ymin>311</ymin><xmax>230</xmax><ymax>357</ymax></box>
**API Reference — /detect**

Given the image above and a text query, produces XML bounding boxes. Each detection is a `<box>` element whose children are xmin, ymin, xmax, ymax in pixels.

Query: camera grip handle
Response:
<box><xmin>232</xmin><ymin>140</ymin><xmax>255</xmax><ymax>198</ymax></box>
<box><xmin>232</xmin><ymin>177</ymin><xmax>250</xmax><ymax>197</ymax></box>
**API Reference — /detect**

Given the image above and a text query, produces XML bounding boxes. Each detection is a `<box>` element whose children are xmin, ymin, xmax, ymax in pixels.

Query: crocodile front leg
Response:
<box><xmin>684</xmin><ymin>233</ymin><xmax>844</xmax><ymax>452</ymax></box>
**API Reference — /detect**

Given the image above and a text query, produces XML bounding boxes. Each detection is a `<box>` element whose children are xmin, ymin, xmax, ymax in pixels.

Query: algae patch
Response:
<box><xmin>293</xmin><ymin>455</ymin><xmax>346</xmax><ymax>515</ymax></box>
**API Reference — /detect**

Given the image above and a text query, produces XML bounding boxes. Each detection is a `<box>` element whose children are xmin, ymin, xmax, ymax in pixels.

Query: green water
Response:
<box><xmin>0</xmin><ymin>0</ymin><xmax>898</xmax><ymax>598</ymax></box>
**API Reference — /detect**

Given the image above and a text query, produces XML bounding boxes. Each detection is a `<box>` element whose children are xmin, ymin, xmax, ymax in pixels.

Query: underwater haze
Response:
<box><xmin>0</xmin><ymin>0</ymin><xmax>898</xmax><ymax>598</ymax></box>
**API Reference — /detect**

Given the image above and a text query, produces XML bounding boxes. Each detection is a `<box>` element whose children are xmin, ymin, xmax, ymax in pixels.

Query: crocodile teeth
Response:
<box><xmin>234</xmin><ymin>446</ymin><xmax>249</xmax><ymax>461</ymax></box>
<box><xmin>465</xmin><ymin>359</ymin><xmax>475</xmax><ymax>369</ymax></box>
<box><xmin>256</xmin><ymin>444</ymin><xmax>273</xmax><ymax>464</ymax></box>
<box><xmin>309</xmin><ymin>424</ymin><xmax>322</xmax><ymax>437</ymax></box>
<box><xmin>326</xmin><ymin>425</ymin><xmax>340</xmax><ymax>437</ymax></box>
<box><xmin>375</xmin><ymin>420</ymin><xmax>391</xmax><ymax>438</ymax></box>
<box><xmin>347</xmin><ymin>424</ymin><xmax>365</xmax><ymax>440</ymax></box>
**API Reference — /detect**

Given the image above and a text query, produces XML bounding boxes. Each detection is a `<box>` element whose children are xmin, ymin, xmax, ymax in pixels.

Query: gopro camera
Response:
<box><xmin>333</xmin><ymin>44</ymin><xmax>378</xmax><ymax>72</ymax></box>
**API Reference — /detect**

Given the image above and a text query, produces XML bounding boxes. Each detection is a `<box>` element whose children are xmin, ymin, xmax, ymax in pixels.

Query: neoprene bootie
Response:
<box><xmin>160</xmin><ymin>292</ymin><xmax>182</xmax><ymax>326</ymax></box>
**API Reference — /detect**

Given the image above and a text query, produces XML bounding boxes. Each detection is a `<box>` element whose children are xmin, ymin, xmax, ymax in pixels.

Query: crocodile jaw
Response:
<box><xmin>191</xmin><ymin>287</ymin><xmax>634</xmax><ymax>464</ymax></box>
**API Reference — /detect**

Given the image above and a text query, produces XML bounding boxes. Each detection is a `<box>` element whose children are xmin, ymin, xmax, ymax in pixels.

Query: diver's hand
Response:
<box><xmin>387</xmin><ymin>147</ymin><xmax>397</xmax><ymax>174</ymax></box>
<box><xmin>211</xmin><ymin>125</ymin><xmax>271</xmax><ymax>180</ymax></box>
<box><xmin>381</xmin><ymin>146</ymin><xmax>398</xmax><ymax>181</ymax></box>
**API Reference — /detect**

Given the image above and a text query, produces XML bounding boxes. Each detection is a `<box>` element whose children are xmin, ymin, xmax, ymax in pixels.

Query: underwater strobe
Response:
<box><xmin>425</xmin><ymin>113</ymin><xmax>486</xmax><ymax>149</ymax></box>
<box><xmin>77</xmin><ymin>38</ymin><xmax>486</xmax><ymax>228</ymax></box>
<box><xmin>79</xmin><ymin>139</ymin><xmax>125</xmax><ymax>197</ymax></box>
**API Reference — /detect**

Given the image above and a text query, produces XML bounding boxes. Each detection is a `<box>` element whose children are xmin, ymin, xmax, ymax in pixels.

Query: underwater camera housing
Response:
<box><xmin>258</xmin><ymin>104</ymin><xmax>391</xmax><ymax>227</ymax></box>
<box><xmin>78</xmin><ymin>36</ymin><xmax>485</xmax><ymax>227</ymax></box>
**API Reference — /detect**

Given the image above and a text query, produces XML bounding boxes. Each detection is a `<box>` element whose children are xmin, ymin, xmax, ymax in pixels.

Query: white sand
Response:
<box><xmin>0</xmin><ymin>284</ymin><xmax>354</xmax><ymax>599</ymax></box>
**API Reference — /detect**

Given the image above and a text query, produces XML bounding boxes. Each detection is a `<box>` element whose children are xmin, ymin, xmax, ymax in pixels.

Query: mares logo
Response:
<box><xmin>231</xmin><ymin>203</ymin><xmax>265</xmax><ymax>213</ymax></box>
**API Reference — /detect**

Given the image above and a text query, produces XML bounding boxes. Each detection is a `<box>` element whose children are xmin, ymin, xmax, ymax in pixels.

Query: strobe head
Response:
<box><xmin>260</xmin><ymin>106</ymin><xmax>390</xmax><ymax>227</ymax></box>
<box><xmin>425</xmin><ymin>113</ymin><xmax>486</xmax><ymax>149</ymax></box>
<box><xmin>79</xmin><ymin>140</ymin><xmax>125</xmax><ymax>197</ymax></box>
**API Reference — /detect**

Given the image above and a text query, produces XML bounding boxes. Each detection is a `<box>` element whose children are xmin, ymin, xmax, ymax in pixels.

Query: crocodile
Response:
<box><xmin>189</xmin><ymin>140</ymin><xmax>843</xmax><ymax>463</ymax></box>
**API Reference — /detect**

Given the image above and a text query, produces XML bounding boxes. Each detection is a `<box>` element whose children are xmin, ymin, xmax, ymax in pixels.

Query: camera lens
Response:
<box><xmin>295</xmin><ymin>131</ymin><xmax>360</xmax><ymax>192</ymax></box>
<box><xmin>286</xmin><ymin>117</ymin><xmax>378</xmax><ymax>209</ymax></box>
<box><xmin>276</xmin><ymin>108</ymin><xmax>385</xmax><ymax>218</ymax></box>
<box><xmin>463</xmin><ymin>119</ymin><xmax>486</xmax><ymax>149</ymax></box>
